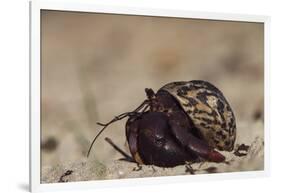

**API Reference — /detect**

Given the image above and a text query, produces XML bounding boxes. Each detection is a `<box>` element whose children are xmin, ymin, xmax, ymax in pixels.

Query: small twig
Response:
<box><xmin>105</xmin><ymin>137</ymin><xmax>134</xmax><ymax>162</ymax></box>
<box><xmin>58</xmin><ymin>170</ymin><xmax>73</xmax><ymax>183</ymax></box>
<box><xmin>185</xmin><ymin>162</ymin><xmax>195</xmax><ymax>175</ymax></box>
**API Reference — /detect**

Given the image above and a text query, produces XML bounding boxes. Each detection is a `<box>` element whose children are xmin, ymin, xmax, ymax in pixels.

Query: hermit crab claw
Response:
<box><xmin>207</xmin><ymin>149</ymin><xmax>225</xmax><ymax>162</ymax></box>
<box><xmin>178</xmin><ymin>132</ymin><xmax>225</xmax><ymax>162</ymax></box>
<box><xmin>168</xmin><ymin>118</ymin><xmax>225</xmax><ymax>163</ymax></box>
<box><xmin>173</xmin><ymin>129</ymin><xmax>225</xmax><ymax>162</ymax></box>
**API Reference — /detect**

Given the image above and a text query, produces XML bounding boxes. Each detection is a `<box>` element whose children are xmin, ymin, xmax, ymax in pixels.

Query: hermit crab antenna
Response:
<box><xmin>86</xmin><ymin>100</ymin><xmax>149</xmax><ymax>158</ymax></box>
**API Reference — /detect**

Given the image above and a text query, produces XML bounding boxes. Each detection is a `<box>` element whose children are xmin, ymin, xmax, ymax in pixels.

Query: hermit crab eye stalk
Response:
<box><xmin>86</xmin><ymin>99</ymin><xmax>150</xmax><ymax>158</ymax></box>
<box><xmin>145</xmin><ymin>88</ymin><xmax>156</xmax><ymax>100</ymax></box>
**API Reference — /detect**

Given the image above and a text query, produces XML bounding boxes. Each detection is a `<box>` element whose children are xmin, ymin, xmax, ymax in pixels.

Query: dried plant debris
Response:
<box><xmin>105</xmin><ymin>137</ymin><xmax>134</xmax><ymax>163</ymax></box>
<box><xmin>185</xmin><ymin>163</ymin><xmax>195</xmax><ymax>175</ymax></box>
<box><xmin>204</xmin><ymin>167</ymin><xmax>217</xmax><ymax>173</ymax></box>
<box><xmin>253</xmin><ymin>109</ymin><xmax>263</xmax><ymax>121</ymax></box>
<box><xmin>150</xmin><ymin>165</ymin><xmax>157</xmax><ymax>173</ymax></box>
<box><xmin>58</xmin><ymin>170</ymin><xmax>73</xmax><ymax>183</ymax></box>
<box><xmin>234</xmin><ymin>144</ymin><xmax>250</xmax><ymax>157</ymax></box>
<box><xmin>253</xmin><ymin>99</ymin><xmax>264</xmax><ymax>121</ymax></box>
<box><xmin>132</xmin><ymin>164</ymin><xmax>142</xmax><ymax>171</ymax></box>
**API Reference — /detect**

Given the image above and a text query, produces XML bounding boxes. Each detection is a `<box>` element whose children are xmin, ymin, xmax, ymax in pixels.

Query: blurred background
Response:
<box><xmin>41</xmin><ymin>10</ymin><xmax>264</xmax><ymax>175</ymax></box>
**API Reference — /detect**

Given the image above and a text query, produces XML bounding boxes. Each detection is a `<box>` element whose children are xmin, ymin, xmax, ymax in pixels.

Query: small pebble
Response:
<box><xmin>117</xmin><ymin>170</ymin><xmax>125</xmax><ymax>178</ymax></box>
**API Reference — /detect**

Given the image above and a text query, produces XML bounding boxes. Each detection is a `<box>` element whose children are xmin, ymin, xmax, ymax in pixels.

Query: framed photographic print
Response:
<box><xmin>29</xmin><ymin>1</ymin><xmax>270</xmax><ymax>192</ymax></box>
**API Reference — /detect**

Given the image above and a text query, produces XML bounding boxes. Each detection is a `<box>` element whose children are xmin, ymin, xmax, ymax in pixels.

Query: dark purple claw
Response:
<box><xmin>208</xmin><ymin>150</ymin><xmax>225</xmax><ymax>162</ymax></box>
<box><xmin>168</xmin><ymin>116</ymin><xmax>225</xmax><ymax>163</ymax></box>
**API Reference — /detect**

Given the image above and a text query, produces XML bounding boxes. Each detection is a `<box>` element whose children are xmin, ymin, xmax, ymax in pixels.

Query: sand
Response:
<box><xmin>41</xmin><ymin>120</ymin><xmax>264</xmax><ymax>183</ymax></box>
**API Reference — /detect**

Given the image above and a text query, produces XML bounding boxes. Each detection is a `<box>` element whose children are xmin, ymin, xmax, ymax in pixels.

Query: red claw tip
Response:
<box><xmin>208</xmin><ymin>150</ymin><xmax>226</xmax><ymax>163</ymax></box>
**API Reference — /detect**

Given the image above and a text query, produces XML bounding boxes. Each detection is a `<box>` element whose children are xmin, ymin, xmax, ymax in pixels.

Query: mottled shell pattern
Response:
<box><xmin>160</xmin><ymin>80</ymin><xmax>236</xmax><ymax>151</ymax></box>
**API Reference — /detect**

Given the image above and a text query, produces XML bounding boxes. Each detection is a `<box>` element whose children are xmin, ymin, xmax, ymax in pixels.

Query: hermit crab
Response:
<box><xmin>87</xmin><ymin>80</ymin><xmax>236</xmax><ymax>167</ymax></box>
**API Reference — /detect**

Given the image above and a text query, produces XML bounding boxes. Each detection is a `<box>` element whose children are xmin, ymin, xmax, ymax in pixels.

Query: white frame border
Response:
<box><xmin>29</xmin><ymin>1</ymin><xmax>270</xmax><ymax>192</ymax></box>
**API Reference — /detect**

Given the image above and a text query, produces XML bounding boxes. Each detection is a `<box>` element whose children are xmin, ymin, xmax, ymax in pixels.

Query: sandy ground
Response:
<box><xmin>42</xmin><ymin>120</ymin><xmax>263</xmax><ymax>183</ymax></box>
<box><xmin>40</xmin><ymin>11</ymin><xmax>264</xmax><ymax>183</ymax></box>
